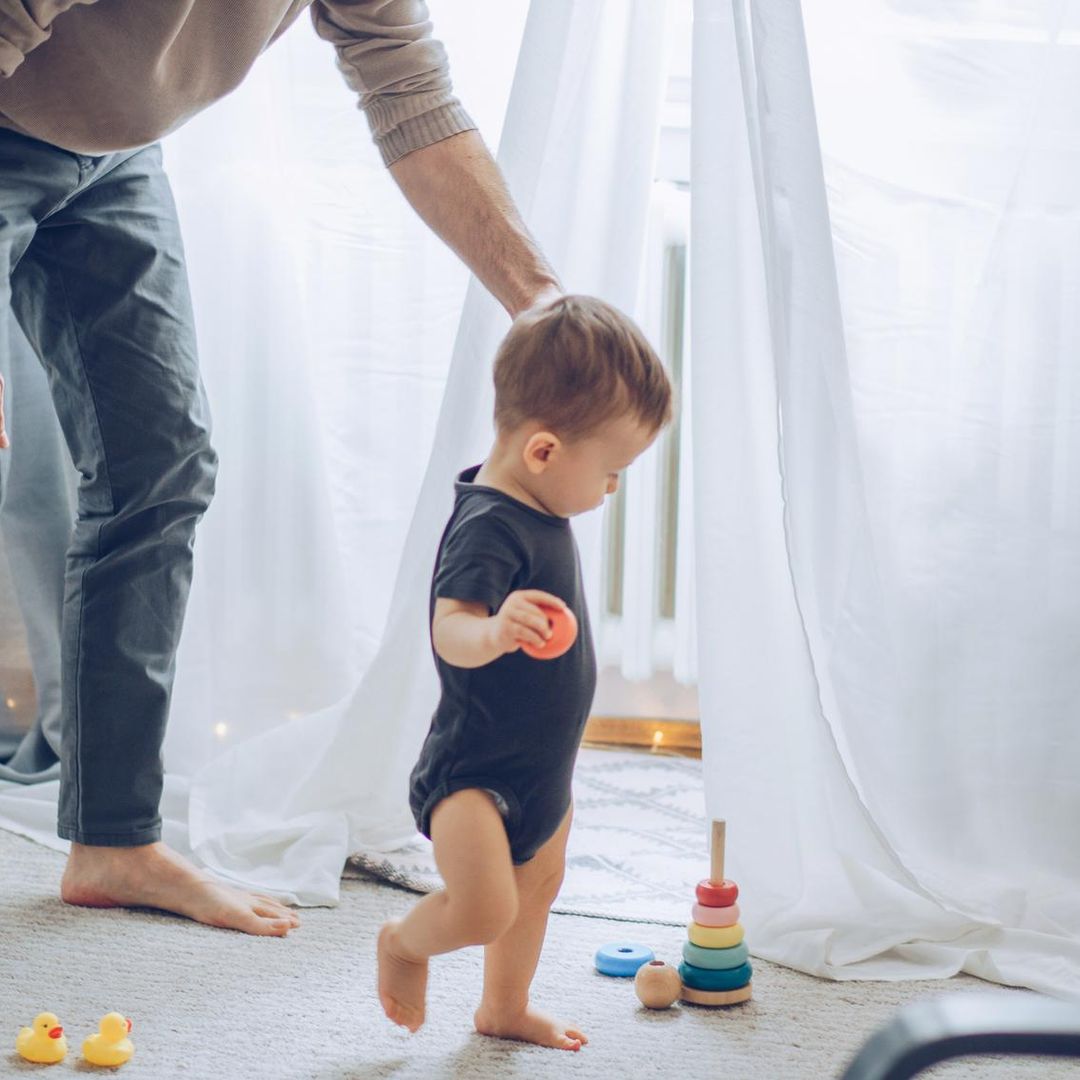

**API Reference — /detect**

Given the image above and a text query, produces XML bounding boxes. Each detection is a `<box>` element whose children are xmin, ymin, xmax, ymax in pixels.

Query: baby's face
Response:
<box><xmin>543</xmin><ymin>414</ymin><xmax>660</xmax><ymax>517</ymax></box>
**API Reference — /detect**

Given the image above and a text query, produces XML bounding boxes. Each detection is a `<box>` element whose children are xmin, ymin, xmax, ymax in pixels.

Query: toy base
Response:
<box><xmin>680</xmin><ymin>982</ymin><xmax>753</xmax><ymax>1007</ymax></box>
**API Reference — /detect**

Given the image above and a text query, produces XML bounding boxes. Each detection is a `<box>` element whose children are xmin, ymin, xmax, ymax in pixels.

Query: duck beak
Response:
<box><xmin>48</xmin><ymin>1027</ymin><xmax>63</xmax><ymax>1039</ymax></box>
<box><xmin>126</xmin><ymin>1019</ymin><xmax>133</xmax><ymax>1033</ymax></box>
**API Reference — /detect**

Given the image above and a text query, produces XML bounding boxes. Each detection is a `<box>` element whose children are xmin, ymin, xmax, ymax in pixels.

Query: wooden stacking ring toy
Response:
<box><xmin>681</xmin><ymin>983</ymin><xmax>753</xmax><ymax>1007</ymax></box>
<box><xmin>692</xmin><ymin>901</ymin><xmax>740</xmax><ymax>927</ymax></box>
<box><xmin>679</xmin><ymin>960</ymin><xmax>753</xmax><ymax>992</ymax></box>
<box><xmin>594</xmin><ymin>942</ymin><xmax>654</xmax><ymax>977</ymax></box>
<box><xmin>678</xmin><ymin>821</ymin><xmax>753</xmax><ymax>1008</ymax></box>
<box><xmin>682</xmin><ymin>940</ymin><xmax>749</xmax><ymax>971</ymax></box>
<box><xmin>519</xmin><ymin>603</ymin><xmax>578</xmax><ymax>660</ymax></box>
<box><xmin>688</xmin><ymin>922</ymin><xmax>744</xmax><ymax>949</ymax></box>
<box><xmin>696</xmin><ymin>878</ymin><xmax>739</xmax><ymax>907</ymax></box>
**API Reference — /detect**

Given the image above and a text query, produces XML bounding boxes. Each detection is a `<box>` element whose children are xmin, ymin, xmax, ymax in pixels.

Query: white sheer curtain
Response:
<box><xmin>693</xmin><ymin>0</ymin><xmax>1080</xmax><ymax>998</ymax></box>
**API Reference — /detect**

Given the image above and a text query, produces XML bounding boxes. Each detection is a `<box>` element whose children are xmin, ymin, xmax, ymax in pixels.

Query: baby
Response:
<box><xmin>377</xmin><ymin>294</ymin><xmax>673</xmax><ymax>1050</ymax></box>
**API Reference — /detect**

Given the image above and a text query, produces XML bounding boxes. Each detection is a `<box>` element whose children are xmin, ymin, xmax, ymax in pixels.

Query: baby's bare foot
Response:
<box><xmin>474</xmin><ymin>1004</ymin><xmax>587</xmax><ymax>1051</ymax></box>
<box><xmin>377</xmin><ymin>921</ymin><xmax>428</xmax><ymax>1032</ymax></box>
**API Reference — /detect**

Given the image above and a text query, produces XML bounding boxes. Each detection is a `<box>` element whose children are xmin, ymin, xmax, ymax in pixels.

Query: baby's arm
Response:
<box><xmin>432</xmin><ymin>590</ymin><xmax>567</xmax><ymax>669</ymax></box>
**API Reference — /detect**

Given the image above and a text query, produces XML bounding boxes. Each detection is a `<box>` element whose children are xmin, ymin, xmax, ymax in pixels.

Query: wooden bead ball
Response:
<box><xmin>634</xmin><ymin>960</ymin><xmax>682</xmax><ymax>1009</ymax></box>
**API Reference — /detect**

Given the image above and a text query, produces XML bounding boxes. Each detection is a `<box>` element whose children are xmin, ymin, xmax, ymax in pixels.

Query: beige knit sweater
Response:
<box><xmin>0</xmin><ymin>1</ymin><xmax>475</xmax><ymax>165</ymax></box>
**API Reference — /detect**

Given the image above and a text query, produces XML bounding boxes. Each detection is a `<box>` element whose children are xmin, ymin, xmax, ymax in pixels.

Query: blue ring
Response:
<box><xmin>594</xmin><ymin>942</ymin><xmax>655</xmax><ymax>977</ymax></box>
<box><xmin>679</xmin><ymin>960</ymin><xmax>753</xmax><ymax>992</ymax></box>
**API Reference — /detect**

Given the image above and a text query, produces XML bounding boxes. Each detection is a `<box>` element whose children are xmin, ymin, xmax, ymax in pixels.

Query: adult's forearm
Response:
<box><xmin>389</xmin><ymin>130</ymin><xmax>561</xmax><ymax>318</ymax></box>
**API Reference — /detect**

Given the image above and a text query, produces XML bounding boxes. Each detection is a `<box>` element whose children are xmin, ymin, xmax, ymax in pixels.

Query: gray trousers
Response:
<box><xmin>0</xmin><ymin>129</ymin><xmax>217</xmax><ymax>846</ymax></box>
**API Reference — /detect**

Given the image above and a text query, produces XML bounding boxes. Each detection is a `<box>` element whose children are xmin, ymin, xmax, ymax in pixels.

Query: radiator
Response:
<box><xmin>599</xmin><ymin>180</ymin><xmax>697</xmax><ymax>687</ymax></box>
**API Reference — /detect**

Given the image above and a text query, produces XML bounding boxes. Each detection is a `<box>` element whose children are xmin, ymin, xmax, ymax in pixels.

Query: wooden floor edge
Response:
<box><xmin>583</xmin><ymin>715</ymin><xmax>701</xmax><ymax>758</ymax></box>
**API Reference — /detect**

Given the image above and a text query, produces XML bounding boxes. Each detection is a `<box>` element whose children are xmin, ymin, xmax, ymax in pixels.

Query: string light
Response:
<box><xmin>652</xmin><ymin>729</ymin><xmax>664</xmax><ymax>747</ymax></box>
<box><xmin>214</xmin><ymin>722</ymin><xmax>228</xmax><ymax>738</ymax></box>
<box><xmin>4</xmin><ymin>698</ymin><xmax>15</xmax><ymax>709</ymax></box>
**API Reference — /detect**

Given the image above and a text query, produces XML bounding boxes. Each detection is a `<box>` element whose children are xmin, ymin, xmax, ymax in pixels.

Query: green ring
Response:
<box><xmin>681</xmin><ymin>940</ymin><xmax>749</xmax><ymax>971</ymax></box>
<box><xmin>679</xmin><ymin>960</ymin><xmax>753</xmax><ymax>992</ymax></box>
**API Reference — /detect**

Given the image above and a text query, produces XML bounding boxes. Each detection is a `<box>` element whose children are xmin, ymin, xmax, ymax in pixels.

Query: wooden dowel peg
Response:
<box><xmin>711</xmin><ymin>819</ymin><xmax>726</xmax><ymax>884</ymax></box>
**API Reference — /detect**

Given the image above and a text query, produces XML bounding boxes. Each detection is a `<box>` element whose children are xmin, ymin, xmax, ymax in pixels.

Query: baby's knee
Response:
<box><xmin>522</xmin><ymin>861</ymin><xmax>564</xmax><ymax>911</ymax></box>
<box><xmin>452</xmin><ymin>887</ymin><xmax>518</xmax><ymax>945</ymax></box>
<box><xmin>536</xmin><ymin>865</ymin><xmax>565</xmax><ymax>906</ymax></box>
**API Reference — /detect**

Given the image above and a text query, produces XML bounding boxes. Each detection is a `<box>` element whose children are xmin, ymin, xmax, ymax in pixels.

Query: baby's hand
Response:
<box><xmin>487</xmin><ymin>590</ymin><xmax>567</xmax><ymax>656</ymax></box>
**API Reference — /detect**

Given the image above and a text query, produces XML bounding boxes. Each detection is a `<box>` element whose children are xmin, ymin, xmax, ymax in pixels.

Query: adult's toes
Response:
<box><xmin>246</xmin><ymin>914</ymin><xmax>293</xmax><ymax>937</ymax></box>
<box><xmin>253</xmin><ymin>894</ymin><xmax>300</xmax><ymax>921</ymax></box>
<box><xmin>252</xmin><ymin>900</ymin><xmax>298</xmax><ymax>924</ymax></box>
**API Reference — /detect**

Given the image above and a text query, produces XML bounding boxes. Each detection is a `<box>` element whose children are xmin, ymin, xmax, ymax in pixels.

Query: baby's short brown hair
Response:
<box><xmin>493</xmin><ymin>295</ymin><xmax>673</xmax><ymax>441</ymax></box>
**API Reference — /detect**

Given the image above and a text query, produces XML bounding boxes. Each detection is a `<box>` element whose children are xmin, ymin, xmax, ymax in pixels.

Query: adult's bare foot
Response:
<box><xmin>377</xmin><ymin>921</ymin><xmax>428</xmax><ymax>1032</ymax></box>
<box><xmin>61</xmin><ymin>842</ymin><xmax>300</xmax><ymax>937</ymax></box>
<box><xmin>474</xmin><ymin>1003</ymin><xmax>586</xmax><ymax>1051</ymax></box>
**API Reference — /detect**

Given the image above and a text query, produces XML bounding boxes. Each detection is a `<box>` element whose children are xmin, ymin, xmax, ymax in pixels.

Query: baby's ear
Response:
<box><xmin>522</xmin><ymin>430</ymin><xmax>560</xmax><ymax>474</ymax></box>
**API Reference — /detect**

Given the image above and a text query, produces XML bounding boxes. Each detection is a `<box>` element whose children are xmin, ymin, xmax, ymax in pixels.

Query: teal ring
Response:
<box><xmin>679</xmin><ymin>960</ymin><xmax>753</xmax><ymax>992</ymax></box>
<box><xmin>682</xmin><ymin>940</ymin><xmax>749</xmax><ymax>971</ymax></box>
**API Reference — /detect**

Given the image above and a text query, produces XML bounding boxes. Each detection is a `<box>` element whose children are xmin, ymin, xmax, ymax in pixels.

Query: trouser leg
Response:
<box><xmin>8</xmin><ymin>139</ymin><xmax>217</xmax><ymax>845</ymax></box>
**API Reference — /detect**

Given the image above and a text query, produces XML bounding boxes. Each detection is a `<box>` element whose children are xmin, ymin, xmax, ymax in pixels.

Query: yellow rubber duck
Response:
<box><xmin>83</xmin><ymin>1012</ymin><xmax>134</xmax><ymax>1068</ymax></box>
<box><xmin>16</xmin><ymin>1012</ymin><xmax>68</xmax><ymax>1064</ymax></box>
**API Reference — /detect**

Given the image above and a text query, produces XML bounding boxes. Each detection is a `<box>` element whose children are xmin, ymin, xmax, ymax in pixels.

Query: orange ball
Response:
<box><xmin>634</xmin><ymin>960</ymin><xmax>682</xmax><ymax>1009</ymax></box>
<box><xmin>519</xmin><ymin>604</ymin><xmax>578</xmax><ymax>660</ymax></box>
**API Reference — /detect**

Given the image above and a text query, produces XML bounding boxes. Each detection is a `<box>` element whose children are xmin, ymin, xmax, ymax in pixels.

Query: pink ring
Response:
<box><xmin>692</xmin><ymin>901</ymin><xmax>740</xmax><ymax>927</ymax></box>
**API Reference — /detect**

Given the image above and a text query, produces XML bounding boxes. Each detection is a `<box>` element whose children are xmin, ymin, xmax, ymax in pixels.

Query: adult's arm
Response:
<box><xmin>390</xmin><ymin>130</ymin><xmax>560</xmax><ymax>317</ymax></box>
<box><xmin>312</xmin><ymin>1</ymin><xmax>561</xmax><ymax>316</ymax></box>
<box><xmin>0</xmin><ymin>0</ymin><xmax>98</xmax><ymax>76</ymax></box>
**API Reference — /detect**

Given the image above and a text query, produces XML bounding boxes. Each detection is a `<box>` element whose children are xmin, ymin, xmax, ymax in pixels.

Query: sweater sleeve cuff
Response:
<box><xmin>0</xmin><ymin>37</ymin><xmax>27</xmax><ymax>78</ymax></box>
<box><xmin>371</xmin><ymin>101</ymin><xmax>478</xmax><ymax>168</ymax></box>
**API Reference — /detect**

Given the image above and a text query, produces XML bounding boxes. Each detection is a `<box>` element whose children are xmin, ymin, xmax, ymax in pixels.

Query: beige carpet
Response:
<box><xmin>2</xmin><ymin>829</ymin><xmax>1077</xmax><ymax>1080</ymax></box>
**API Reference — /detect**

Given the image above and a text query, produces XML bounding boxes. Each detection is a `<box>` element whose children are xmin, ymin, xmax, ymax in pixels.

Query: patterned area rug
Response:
<box><xmin>348</xmin><ymin>748</ymin><xmax>707</xmax><ymax>925</ymax></box>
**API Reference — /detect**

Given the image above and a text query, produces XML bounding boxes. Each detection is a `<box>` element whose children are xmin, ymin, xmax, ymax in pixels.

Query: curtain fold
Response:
<box><xmin>692</xmin><ymin>0</ymin><xmax>1080</xmax><ymax>998</ymax></box>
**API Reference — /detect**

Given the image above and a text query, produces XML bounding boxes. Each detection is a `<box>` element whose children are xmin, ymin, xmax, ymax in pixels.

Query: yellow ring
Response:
<box><xmin>688</xmin><ymin>922</ymin><xmax>744</xmax><ymax>949</ymax></box>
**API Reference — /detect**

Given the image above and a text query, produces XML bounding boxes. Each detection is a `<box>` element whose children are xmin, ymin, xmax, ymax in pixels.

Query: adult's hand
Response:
<box><xmin>0</xmin><ymin>372</ymin><xmax>8</xmax><ymax>449</ymax></box>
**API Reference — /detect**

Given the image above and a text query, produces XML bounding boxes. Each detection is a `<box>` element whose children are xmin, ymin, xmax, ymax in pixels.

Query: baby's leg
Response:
<box><xmin>474</xmin><ymin>805</ymin><xmax>587</xmax><ymax>1051</ymax></box>
<box><xmin>378</xmin><ymin>789</ymin><xmax>518</xmax><ymax>1032</ymax></box>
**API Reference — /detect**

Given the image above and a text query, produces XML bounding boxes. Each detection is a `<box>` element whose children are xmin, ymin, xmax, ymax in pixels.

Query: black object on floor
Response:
<box><xmin>841</xmin><ymin>993</ymin><xmax>1080</xmax><ymax>1079</ymax></box>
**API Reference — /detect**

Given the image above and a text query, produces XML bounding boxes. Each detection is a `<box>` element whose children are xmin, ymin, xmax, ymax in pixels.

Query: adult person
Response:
<box><xmin>0</xmin><ymin>2</ymin><xmax>561</xmax><ymax>936</ymax></box>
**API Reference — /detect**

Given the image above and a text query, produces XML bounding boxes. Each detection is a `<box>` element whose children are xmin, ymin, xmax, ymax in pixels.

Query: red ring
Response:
<box><xmin>695</xmin><ymin>878</ymin><xmax>739</xmax><ymax>907</ymax></box>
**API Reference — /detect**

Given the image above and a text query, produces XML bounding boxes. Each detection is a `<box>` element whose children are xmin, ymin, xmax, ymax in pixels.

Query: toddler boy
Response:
<box><xmin>377</xmin><ymin>295</ymin><xmax>673</xmax><ymax>1049</ymax></box>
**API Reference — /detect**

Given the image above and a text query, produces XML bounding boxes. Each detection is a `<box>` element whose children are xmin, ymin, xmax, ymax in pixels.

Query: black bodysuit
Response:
<box><xmin>409</xmin><ymin>465</ymin><xmax>597</xmax><ymax>864</ymax></box>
